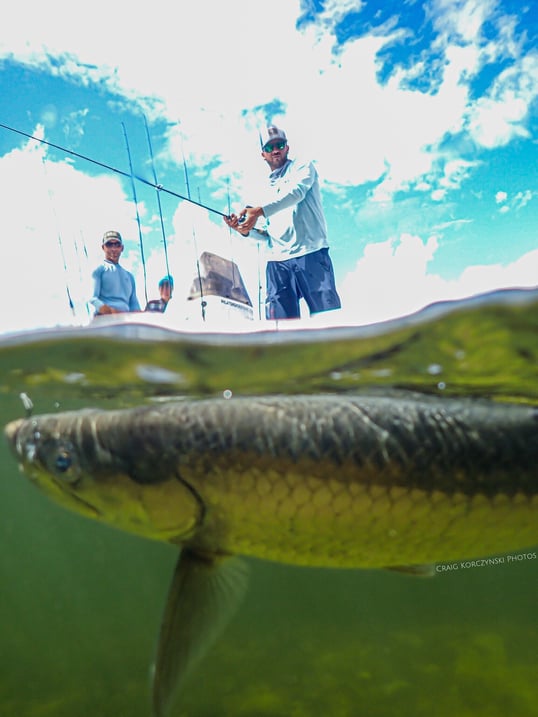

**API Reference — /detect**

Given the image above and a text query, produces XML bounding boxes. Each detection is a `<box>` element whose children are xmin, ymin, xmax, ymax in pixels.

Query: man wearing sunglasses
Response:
<box><xmin>225</xmin><ymin>125</ymin><xmax>340</xmax><ymax>320</ymax></box>
<box><xmin>89</xmin><ymin>230</ymin><xmax>141</xmax><ymax>316</ymax></box>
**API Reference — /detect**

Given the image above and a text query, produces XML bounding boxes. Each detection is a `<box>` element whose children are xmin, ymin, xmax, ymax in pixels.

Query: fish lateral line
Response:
<box><xmin>3</xmin><ymin>393</ymin><xmax>538</xmax><ymax>713</ymax></box>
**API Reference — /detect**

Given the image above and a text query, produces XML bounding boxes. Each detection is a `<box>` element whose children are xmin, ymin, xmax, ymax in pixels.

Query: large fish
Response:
<box><xmin>4</xmin><ymin>394</ymin><xmax>538</xmax><ymax>715</ymax></box>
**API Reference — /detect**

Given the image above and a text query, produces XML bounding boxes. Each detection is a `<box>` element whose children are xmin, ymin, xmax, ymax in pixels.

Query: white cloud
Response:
<box><xmin>513</xmin><ymin>190</ymin><xmax>533</xmax><ymax>210</ymax></box>
<box><xmin>0</xmin><ymin>0</ymin><xmax>530</xmax><ymax>196</ymax></box>
<box><xmin>339</xmin><ymin>233</ymin><xmax>440</xmax><ymax>324</ymax></box>
<box><xmin>0</xmin><ymin>0</ymin><xmax>534</xmax><ymax>213</ymax></box>
<box><xmin>0</xmin><ymin>0</ymin><xmax>536</xmax><ymax>334</ymax></box>
<box><xmin>431</xmin><ymin>188</ymin><xmax>447</xmax><ymax>201</ymax></box>
<box><xmin>456</xmin><ymin>249</ymin><xmax>538</xmax><ymax>295</ymax></box>
<box><xmin>433</xmin><ymin>218</ymin><xmax>473</xmax><ymax>231</ymax></box>
<box><xmin>0</xmin><ymin>127</ymin><xmax>535</xmax><ymax>334</ymax></box>
<box><xmin>467</xmin><ymin>53</ymin><xmax>538</xmax><ymax>148</ymax></box>
<box><xmin>308</xmin><ymin>0</ymin><xmax>366</xmax><ymax>35</ymax></box>
<box><xmin>430</xmin><ymin>0</ymin><xmax>496</xmax><ymax>45</ymax></box>
<box><xmin>339</xmin><ymin>234</ymin><xmax>538</xmax><ymax>325</ymax></box>
<box><xmin>494</xmin><ymin>188</ymin><xmax>535</xmax><ymax>214</ymax></box>
<box><xmin>0</xmin><ymin>131</ymin><xmax>266</xmax><ymax>333</ymax></box>
<box><xmin>0</xmin><ymin>135</ymin><xmax>143</xmax><ymax>333</ymax></box>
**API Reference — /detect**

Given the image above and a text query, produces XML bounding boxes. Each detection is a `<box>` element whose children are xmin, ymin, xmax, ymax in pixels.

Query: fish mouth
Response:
<box><xmin>4</xmin><ymin>418</ymin><xmax>33</xmax><ymax>463</ymax></box>
<box><xmin>4</xmin><ymin>418</ymin><xmax>101</xmax><ymax>518</ymax></box>
<box><xmin>4</xmin><ymin>418</ymin><xmax>24</xmax><ymax>447</ymax></box>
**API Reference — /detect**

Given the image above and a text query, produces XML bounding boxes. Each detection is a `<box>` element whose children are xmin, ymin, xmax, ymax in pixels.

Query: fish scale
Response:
<box><xmin>5</xmin><ymin>395</ymin><xmax>538</xmax><ymax>565</ymax></box>
<box><xmin>4</xmin><ymin>393</ymin><xmax>538</xmax><ymax>716</ymax></box>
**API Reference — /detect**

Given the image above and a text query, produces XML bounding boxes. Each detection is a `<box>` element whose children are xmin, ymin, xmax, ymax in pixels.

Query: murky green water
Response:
<box><xmin>1</xmin><ymin>289</ymin><xmax>537</xmax><ymax>717</ymax></box>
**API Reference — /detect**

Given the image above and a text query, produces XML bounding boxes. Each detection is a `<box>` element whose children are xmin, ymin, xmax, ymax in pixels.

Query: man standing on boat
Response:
<box><xmin>89</xmin><ymin>231</ymin><xmax>141</xmax><ymax>316</ymax></box>
<box><xmin>225</xmin><ymin>125</ymin><xmax>341</xmax><ymax>320</ymax></box>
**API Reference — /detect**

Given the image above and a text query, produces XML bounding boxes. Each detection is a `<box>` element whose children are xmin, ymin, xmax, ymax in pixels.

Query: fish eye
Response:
<box><xmin>55</xmin><ymin>451</ymin><xmax>72</xmax><ymax>473</ymax></box>
<box><xmin>40</xmin><ymin>439</ymin><xmax>81</xmax><ymax>484</ymax></box>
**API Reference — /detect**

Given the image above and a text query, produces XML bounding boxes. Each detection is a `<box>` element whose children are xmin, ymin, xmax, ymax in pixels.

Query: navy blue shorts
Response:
<box><xmin>265</xmin><ymin>248</ymin><xmax>341</xmax><ymax>320</ymax></box>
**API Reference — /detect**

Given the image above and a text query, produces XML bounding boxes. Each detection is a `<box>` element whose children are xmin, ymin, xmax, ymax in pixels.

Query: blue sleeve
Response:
<box><xmin>89</xmin><ymin>266</ymin><xmax>104</xmax><ymax>312</ymax></box>
<box><xmin>129</xmin><ymin>275</ymin><xmax>141</xmax><ymax>311</ymax></box>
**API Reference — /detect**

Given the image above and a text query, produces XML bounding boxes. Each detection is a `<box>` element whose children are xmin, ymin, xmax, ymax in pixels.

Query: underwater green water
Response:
<box><xmin>1</xmin><ymin>289</ymin><xmax>537</xmax><ymax>717</ymax></box>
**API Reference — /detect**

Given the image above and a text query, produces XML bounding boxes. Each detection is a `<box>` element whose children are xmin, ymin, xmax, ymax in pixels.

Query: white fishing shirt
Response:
<box><xmin>251</xmin><ymin>158</ymin><xmax>330</xmax><ymax>262</ymax></box>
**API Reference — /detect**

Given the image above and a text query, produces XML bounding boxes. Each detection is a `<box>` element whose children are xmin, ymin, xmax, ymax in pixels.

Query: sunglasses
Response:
<box><xmin>104</xmin><ymin>241</ymin><xmax>122</xmax><ymax>248</ymax></box>
<box><xmin>262</xmin><ymin>141</ymin><xmax>286</xmax><ymax>153</ymax></box>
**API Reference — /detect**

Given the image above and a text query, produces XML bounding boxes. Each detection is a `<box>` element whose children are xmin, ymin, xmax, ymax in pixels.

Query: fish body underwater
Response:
<box><xmin>4</xmin><ymin>394</ymin><xmax>538</xmax><ymax>715</ymax></box>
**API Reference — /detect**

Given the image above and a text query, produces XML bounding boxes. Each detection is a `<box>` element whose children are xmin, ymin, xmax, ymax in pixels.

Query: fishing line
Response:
<box><xmin>0</xmin><ymin>122</ymin><xmax>230</xmax><ymax>219</ymax></box>
<box><xmin>40</xmin><ymin>157</ymin><xmax>75</xmax><ymax>314</ymax></box>
<box><xmin>143</xmin><ymin>116</ymin><xmax>171</xmax><ymax>286</ymax></box>
<box><xmin>122</xmin><ymin>122</ymin><xmax>148</xmax><ymax>306</ymax></box>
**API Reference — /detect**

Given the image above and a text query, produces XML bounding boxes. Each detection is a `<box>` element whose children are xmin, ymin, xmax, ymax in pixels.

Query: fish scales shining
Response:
<box><xmin>4</xmin><ymin>394</ymin><xmax>538</xmax><ymax>716</ymax></box>
<box><xmin>5</xmin><ymin>395</ymin><xmax>538</xmax><ymax>567</ymax></box>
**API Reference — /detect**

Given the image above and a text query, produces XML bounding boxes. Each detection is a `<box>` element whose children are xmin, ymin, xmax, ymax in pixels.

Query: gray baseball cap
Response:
<box><xmin>102</xmin><ymin>230</ymin><xmax>123</xmax><ymax>245</ymax></box>
<box><xmin>261</xmin><ymin>126</ymin><xmax>287</xmax><ymax>148</ymax></box>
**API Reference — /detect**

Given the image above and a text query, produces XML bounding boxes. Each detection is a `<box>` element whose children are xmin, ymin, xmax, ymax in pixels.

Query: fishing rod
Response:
<box><xmin>226</xmin><ymin>179</ymin><xmax>241</xmax><ymax>298</ymax></box>
<box><xmin>143</xmin><ymin>115</ymin><xmax>172</xmax><ymax>285</ymax></box>
<box><xmin>182</xmin><ymin>145</ymin><xmax>205</xmax><ymax>322</ymax></box>
<box><xmin>180</xmin><ymin>133</ymin><xmax>192</xmax><ymax>203</ymax></box>
<box><xmin>0</xmin><ymin>121</ymin><xmax>230</xmax><ymax>219</ymax></box>
<box><xmin>122</xmin><ymin>122</ymin><xmax>148</xmax><ymax>305</ymax></box>
<box><xmin>74</xmin><ymin>232</ymin><xmax>92</xmax><ymax>320</ymax></box>
<box><xmin>257</xmin><ymin>242</ymin><xmax>263</xmax><ymax>321</ymax></box>
<box><xmin>192</xmin><ymin>223</ymin><xmax>206</xmax><ymax>322</ymax></box>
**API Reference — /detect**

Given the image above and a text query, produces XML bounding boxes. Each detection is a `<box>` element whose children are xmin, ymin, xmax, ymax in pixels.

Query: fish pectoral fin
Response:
<box><xmin>152</xmin><ymin>549</ymin><xmax>249</xmax><ymax>717</ymax></box>
<box><xmin>385</xmin><ymin>564</ymin><xmax>436</xmax><ymax>577</ymax></box>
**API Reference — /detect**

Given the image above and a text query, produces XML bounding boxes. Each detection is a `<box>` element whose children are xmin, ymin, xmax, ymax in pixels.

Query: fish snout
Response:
<box><xmin>4</xmin><ymin>418</ymin><xmax>25</xmax><ymax>449</ymax></box>
<box><xmin>4</xmin><ymin>418</ymin><xmax>37</xmax><ymax>464</ymax></box>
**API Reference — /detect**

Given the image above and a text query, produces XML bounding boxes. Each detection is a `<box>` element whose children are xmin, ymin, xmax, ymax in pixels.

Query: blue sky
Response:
<box><xmin>0</xmin><ymin>0</ymin><xmax>536</xmax><ymax>333</ymax></box>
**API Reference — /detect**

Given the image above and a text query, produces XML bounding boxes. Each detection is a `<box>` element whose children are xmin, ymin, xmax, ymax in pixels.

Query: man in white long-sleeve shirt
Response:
<box><xmin>225</xmin><ymin>126</ymin><xmax>341</xmax><ymax>320</ymax></box>
<box><xmin>89</xmin><ymin>231</ymin><xmax>140</xmax><ymax>316</ymax></box>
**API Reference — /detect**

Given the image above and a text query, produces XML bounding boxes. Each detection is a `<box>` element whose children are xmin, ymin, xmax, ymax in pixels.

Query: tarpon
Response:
<box><xmin>4</xmin><ymin>394</ymin><xmax>538</xmax><ymax>715</ymax></box>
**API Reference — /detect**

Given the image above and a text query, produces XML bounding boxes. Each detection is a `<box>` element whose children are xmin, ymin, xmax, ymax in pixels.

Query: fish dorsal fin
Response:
<box><xmin>152</xmin><ymin>549</ymin><xmax>249</xmax><ymax>717</ymax></box>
